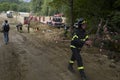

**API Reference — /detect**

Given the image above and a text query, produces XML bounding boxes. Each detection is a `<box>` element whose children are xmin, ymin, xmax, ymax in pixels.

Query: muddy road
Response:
<box><xmin>0</xmin><ymin>14</ymin><xmax>120</xmax><ymax>80</ymax></box>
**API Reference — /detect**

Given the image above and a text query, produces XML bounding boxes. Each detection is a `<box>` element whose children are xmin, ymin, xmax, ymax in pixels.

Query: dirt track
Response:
<box><xmin>0</xmin><ymin>14</ymin><xmax>120</xmax><ymax>80</ymax></box>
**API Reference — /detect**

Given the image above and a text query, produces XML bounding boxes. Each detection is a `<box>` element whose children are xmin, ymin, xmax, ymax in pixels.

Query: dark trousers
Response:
<box><xmin>17</xmin><ymin>26</ymin><xmax>22</xmax><ymax>31</ymax></box>
<box><xmin>3</xmin><ymin>32</ymin><xmax>9</xmax><ymax>44</ymax></box>
<box><xmin>20</xmin><ymin>26</ymin><xmax>22</xmax><ymax>31</ymax></box>
<box><xmin>70</xmin><ymin>48</ymin><xmax>83</xmax><ymax>67</ymax></box>
<box><xmin>70</xmin><ymin>48</ymin><xmax>86</xmax><ymax>77</ymax></box>
<box><xmin>64</xmin><ymin>30</ymin><xmax>68</xmax><ymax>37</ymax></box>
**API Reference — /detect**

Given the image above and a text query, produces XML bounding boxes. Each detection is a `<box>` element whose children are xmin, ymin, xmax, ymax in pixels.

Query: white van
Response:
<box><xmin>6</xmin><ymin>11</ymin><xmax>13</xmax><ymax>18</ymax></box>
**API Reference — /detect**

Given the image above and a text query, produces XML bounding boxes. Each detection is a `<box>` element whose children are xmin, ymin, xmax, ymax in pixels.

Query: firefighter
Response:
<box><xmin>68</xmin><ymin>18</ymin><xmax>92</xmax><ymax>80</ymax></box>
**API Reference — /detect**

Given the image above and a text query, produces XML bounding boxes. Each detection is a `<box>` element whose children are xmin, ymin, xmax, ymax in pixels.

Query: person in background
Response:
<box><xmin>64</xmin><ymin>25</ymin><xmax>69</xmax><ymax>37</ymax></box>
<box><xmin>27</xmin><ymin>21</ymin><xmax>30</xmax><ymax>33</ymax></box>
<box><xmin>2</xmin><ymin>20</ymin><xmax>10</xmax><ymax>45</ymax></box>
<box><xmin>16</xmin><ymin>22</ymin><xmax>23</xmax><ymax>32</ymax></box>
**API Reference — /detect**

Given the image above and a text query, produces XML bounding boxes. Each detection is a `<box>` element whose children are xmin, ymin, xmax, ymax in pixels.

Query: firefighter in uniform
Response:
<box><xmin>68</xmin><ymin>18</ymin><xmax>92</xmax><ymax>80</ymax></box>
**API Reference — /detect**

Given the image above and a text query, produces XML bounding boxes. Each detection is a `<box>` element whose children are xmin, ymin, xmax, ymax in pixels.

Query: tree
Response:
<box><xmin>47</xmin><ymin>0</ymin><xmax>120</xmax><ymax>53</ymax></box>
<box><xmin>18</xmin><ymin>2</ymin><xmax>30</xmax><ymax>12</ymax></box>
<box><xmin>0</xmin><ymin>2</ymin><xmax>10</xmax><ymax>11</ymax></box>
<box><xmin>10</xmin><ymin>3</ymin><xmax>18</xmax><ymax>11</ymax></box>
<box><xmin>0</xmin><ymin>0</ymin><xmax>31</xmax><ymax>12</ymax></box>
<box><xmin>0</xmin><ymin>0</ymin><xmax>19</xmax><ymax>3</ymax></box>
<box><xmin>31</xmin><ymin>0</ymin><xmax>43</xmax><ymax>14</ymax></box>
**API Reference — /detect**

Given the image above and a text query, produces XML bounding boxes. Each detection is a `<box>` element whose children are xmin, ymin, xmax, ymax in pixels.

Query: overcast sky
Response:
<box><xmin>23</xmin><ymin>0</ymin><xmax>31</xmax><ymax>2</ymax></box>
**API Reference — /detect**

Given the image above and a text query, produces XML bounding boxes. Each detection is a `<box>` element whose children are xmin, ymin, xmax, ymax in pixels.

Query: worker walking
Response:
<box><xmin>64</xmin><ymin>25</ymin><xmax>69</xmax><ymax>37</ymax></box>
<box><xmin>68</xmin><ymin>18</ymin><xmax>92</xmax><ymax>80</ymax></box>
<box><xmin>2</xmin><ymin>20</ymin><xmax>10</xmax><ymax>45</ymax></box>
<box><xmin>27</xmin><ymin>21</ymin><xmax>30</xmax><ymax>33</ymax></box>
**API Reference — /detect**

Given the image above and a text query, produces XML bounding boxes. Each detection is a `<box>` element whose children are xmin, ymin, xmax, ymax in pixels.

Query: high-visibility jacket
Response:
<box><xmin>70</xmin><ymin>28</ymin><xmax>88</xmax><ymax>48</ymax></box>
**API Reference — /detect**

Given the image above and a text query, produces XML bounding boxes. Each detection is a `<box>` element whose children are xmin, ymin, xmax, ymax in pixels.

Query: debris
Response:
<box><xmin>109</xmin><ymin>63</ymin><xmax>116</xmax><ymax>68</ymax></box>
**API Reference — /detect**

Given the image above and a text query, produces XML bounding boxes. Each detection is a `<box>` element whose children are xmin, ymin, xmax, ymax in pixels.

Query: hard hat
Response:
<box><xmin>73</xmin><ymin>18</ymin><xmax>87</xmax><ymax>28</ymax></box>
<box><xmin>78</xmin><ymin>18</ymin><xmax>87</xmax><ymax>27</ymax></box>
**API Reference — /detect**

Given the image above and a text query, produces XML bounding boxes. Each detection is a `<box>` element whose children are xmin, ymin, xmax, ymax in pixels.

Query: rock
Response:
<box><xmin>102</xmin><ymin>55</ymin><xmax>108</xmax><ymax>58</ymax></box>
<box><xmin>109</xmin><ymin>63</ymin><xmax>116</xmax><ymax>68</ymax></box>
<box><xmin>97</xmin><ymin>58</ymin><xmax>105</xmax><ymax>65</ymax></box>
<box><xmin>47</xmin><ymin>30</ymin><xmax>52</xmax><ymax>32</ymax></box>
<box><xmin>94</xmin><ymin>54</ymin><xmax>101</xmax><ymax>58</ymax></box>
<box><xmin>110</xmin><ymin>59</ymin><xmax>115</xmax><ymax>63</ymax></box>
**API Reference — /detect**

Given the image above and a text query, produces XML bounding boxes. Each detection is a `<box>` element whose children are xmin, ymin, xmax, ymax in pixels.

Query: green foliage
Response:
<box><xmin>108</xmin><ymin>12</ymin><xmax>120</xmax><ymax>33</ymax></box>
<box><xmin>48</xmin><ymin>0</ymin><xmax>68</xmax><ymax>12</ymax></box>
<box><xmin>10</xmin><ymin>3</ymin><xmax>18</xmax><ymax>11</ymax></box>
<box><xmin>30</xmin><ymin>0</ymin><xmax>68</xmax><ymax>16</ymax></box>
<box><xmin>0</xmin><ymin>0</ymin><xmax>30</xmax><ymax>12</ymax></box>
<box><xmin>113</xmin><ymin>0</ymin><xmax>120</xmax><ymax>10</ymax></box>
<box><xmin>46</xmin><ymin>0</ymin><xmax>112</xmax><ymax>25</ymax></box>
<box><xmin>31</xmin><ymin>0</ymin><xmax>43</xmax><ymax>14</ymax></box>
<box><xmin>18</xmin><ymin>2</ymin><xmax>30</xmax><ymax>12</ymax></box>
<box><xmin>0</xmin><ymin>2</ymin><xmax>10</xmax><ymax>11</ymax></box>
<box><xmin>0</xmin><ymin>0</ymin><xmax>20</xmax><ymax>3</ymax></box>
<box><xmin>30</xmin><ymin>0</ymin><xmax>120</xmax><ymax>53</ymax></box>
<box><xmin>40</xmin><ymin>0</ymin><xmax>49</xmax><ymax>16</ymax></box>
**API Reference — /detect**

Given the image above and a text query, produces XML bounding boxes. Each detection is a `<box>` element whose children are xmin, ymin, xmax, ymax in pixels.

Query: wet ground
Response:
<box><xmin>0</xmin><ymin>13</ymin><xmax>120</xmax><ymax>80</ymax></box>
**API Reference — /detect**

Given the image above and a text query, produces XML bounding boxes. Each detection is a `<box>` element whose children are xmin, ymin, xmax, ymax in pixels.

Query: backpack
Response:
<box><xmin>3</xmin><ymin>23</ymin><xmax>10</xmax><ymax>32</ymax></box>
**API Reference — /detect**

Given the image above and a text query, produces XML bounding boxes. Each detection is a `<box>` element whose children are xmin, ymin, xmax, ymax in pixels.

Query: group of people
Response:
<box><xmin>1</xmin><ymin>18</ymin><xmax>92</xmax><ymax>80</ymax></box>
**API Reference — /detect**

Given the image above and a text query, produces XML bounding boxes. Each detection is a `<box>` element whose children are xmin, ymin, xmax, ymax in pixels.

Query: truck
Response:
<box><xmin>47</xmin><ymin>14</ymin><xmax>64</xmax><ymax>28</ymax></box>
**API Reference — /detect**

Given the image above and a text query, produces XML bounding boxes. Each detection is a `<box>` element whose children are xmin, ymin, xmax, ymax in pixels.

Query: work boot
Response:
<box><xmin>5</xmin><ymin>43</ymin><xmax>7</xmax><ymax>45</ymax></box>
<box><xmin>68</xmin><ymin>64</ymin><xmax>75</xmax><ymax>73</ymax></box>
<box><xmin>81</xmin><ymin>76</ymin><xmax>88</xmax><ymax>80</ymax></box>
<box><xmin>80</xmin><ymin>70</ymin><xmax>88</xmax><ymax>80</ymax></box>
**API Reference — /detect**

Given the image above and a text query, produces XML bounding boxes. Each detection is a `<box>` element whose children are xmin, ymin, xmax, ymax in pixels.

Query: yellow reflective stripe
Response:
<box><xmin>72</xmin><ymin>35</ymin><xmax>78</xmax><ymax>40</ymax></box>
<box><xmin>80</xmin><ymin>35</ymin><xmax>89</xmax><ymax>41</ymax></box>
<box><xmin>82</xmin><ymin>20</ymin><xmax>87</xmax><ymax>24</ymax></box>
<box><xmin>81</xmin><ymin>39</ymin><xmax>86</xmax><ymax>41</ymax></box>
<box><xmin>70</xmin><ymin>45</ymin><xmax>76</xmax><ymax>48</ymax></box>
<box><xmin>69</xmin><ymin>60</ymin><xmax>74</xmax><ymax>63</ymax></box>
<box><xmin>85</xmin><ymin>35</ymin><xmax>89</xmax><ymax>39</ymax></box>
<box><xmin>78</xmin><ymin>66</ymin><xmax>84</xmax><ymax>70</ymax></box>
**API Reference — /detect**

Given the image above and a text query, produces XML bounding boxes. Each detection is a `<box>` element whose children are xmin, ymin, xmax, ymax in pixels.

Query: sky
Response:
<box><xmin>23</xmin><ymin>0</ymin><xmax>31</xmax><ymax>2</ymax></box>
